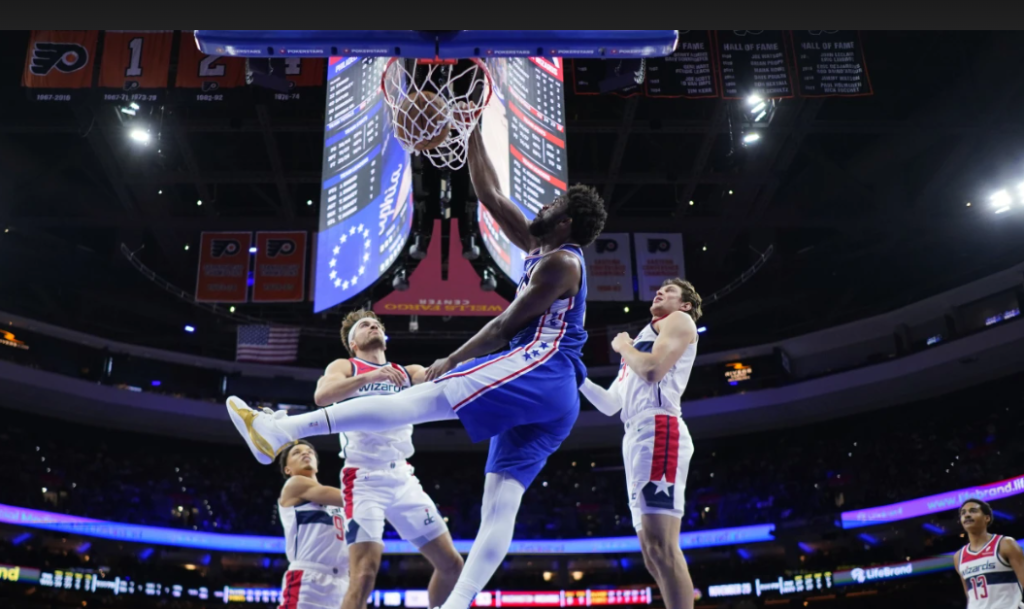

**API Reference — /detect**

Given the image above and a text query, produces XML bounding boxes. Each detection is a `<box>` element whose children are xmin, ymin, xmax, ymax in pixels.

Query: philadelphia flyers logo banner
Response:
<box><xmin>253</xmin><ymin>231</ymin><xmax>307</xmax><ymax>303</ymax></box>
<box><xmin>22</xmin><ymin>30</ymin><xmax>99</xmax><ymax>102</ymax></box>
<box><xmin>173</xmin><ymin>31</ymin><xmax>245</xmax><ymax>104</ymax></box>
<box><xmin>98</xmin><ymin>31</ymin><xmax>173</xmax><ymax>104</ymax></box>
<box><xmin>196</xmin><ymin>231</ymin><xmax>252</xmax><ymax>303</ymax></box>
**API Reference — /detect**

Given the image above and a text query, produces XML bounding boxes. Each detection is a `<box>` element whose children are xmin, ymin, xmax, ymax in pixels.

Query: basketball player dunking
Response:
<box><xmin>579</xmin><ymin>279</ymin><xmax>703</xmax><ymax>609</ymax></box>
<box><xmin>313</xmin><ymin>311</ymin><xmax>463</xmax><ymax>609</ymax></box>
<box><xmin>276</xmin><ymin>440</ymin><xmax>350</xmax><ymax>609</ymax></box>
<box><xmin>226</xmin><ymin>128</ymin><xmax>607</xmax><ymax>609</ymax></box>
<box><xmin>954</xmin><ymin>498</ymin><xmax>1024</xmax><ymax>608</ymax></box>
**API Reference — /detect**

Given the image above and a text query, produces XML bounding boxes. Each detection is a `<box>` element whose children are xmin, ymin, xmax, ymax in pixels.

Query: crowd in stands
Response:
<box><xmin>3</xmin><ymin>374</ymin><xmax>1022</xmax><ymax>541</ymax></box>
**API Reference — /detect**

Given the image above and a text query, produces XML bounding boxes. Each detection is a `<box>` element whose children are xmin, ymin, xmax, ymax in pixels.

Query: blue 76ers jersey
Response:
<box><xmin>508</xmin><ymin>244</ymin><xmax>588</xmax><ymax>366</ymax></box>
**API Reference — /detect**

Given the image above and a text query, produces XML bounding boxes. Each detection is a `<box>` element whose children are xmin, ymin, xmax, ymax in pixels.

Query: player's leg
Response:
<box><xmin>638</xmin><ymin>514</ymin><xmax>694</xmax><ymax>609</ymax></box>
<box><xmin>384</xmin><ymin>469</ymin><xmax>464</xmax><ymax>608</ymax></box>
<box><xmin>340</xmin><ymin>469</ymin><xmax>389</xmax><ymax>609</ymax></box>
<box><xmin>226</xmin><ymin>381</ymin><xmax>456</xmax><ymax>464</ymax></box>
<box><xmin>440</xmin><ymin>472</ymin><xmax>525</xmax><ymax>609</ymax></box>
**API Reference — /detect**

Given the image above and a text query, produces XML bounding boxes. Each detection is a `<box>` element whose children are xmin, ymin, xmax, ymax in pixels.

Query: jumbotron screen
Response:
<box><xmin>478</xmin><ymin>57</ymin><xmax>569</xmax><ymax>283</ymax></box>
<box><xmin>313</xmin><ymin>57</ymin><xmax>414</xmax><ymax>313</ymax></box>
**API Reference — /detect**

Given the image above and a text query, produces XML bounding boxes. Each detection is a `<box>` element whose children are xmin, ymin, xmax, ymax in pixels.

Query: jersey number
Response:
<box><xmin>333</xmin><ymin>515</ymin><xmax>346</xmax><ymax>542</ymax></box>
<box><xmin>970</xmin><ymin>575</ymin><xmax>989</xmax><ymax>600</ymax></box>
<box><xmin>199</xmin><ymin>55</ymin><xmax>225</xmax><ymax>77</ymax></box>
<box><xmin>125</xmin><ymin>37</ymin><xmax>144</xmax><ymax>77</ymax></box>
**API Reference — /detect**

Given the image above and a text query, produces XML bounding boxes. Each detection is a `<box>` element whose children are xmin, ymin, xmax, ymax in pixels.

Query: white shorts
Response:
<box><xmin>340</xmin><ymin>461</ymin><xmax>449</xmax><ymax>547</ymax></box>
<box><xmin>278</xmin><ymin>565</ymin><xmax>349</xmax><ymax>609</ymax></box>
<box><xmin>623</xmin><ymin>412</ymin><xmax>694</xmax><ymax>530</ymax></box>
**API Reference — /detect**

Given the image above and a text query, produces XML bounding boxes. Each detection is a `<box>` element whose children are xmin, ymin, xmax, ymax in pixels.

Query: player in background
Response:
<box><xmin>954</xmin><ymin>498</ymin><xmax>1024</xmax><ymax>608</ymax></box>
<box><xmin>313</xmin><ymin>311</ymin><xmax>463</xmax><ymax>609</ymax></box>
<box><xmin>226</xmin><ymin>128</ymin><xmax>607</xmax><ymax>609</ymax></box>
<box><xmin>276</xmin><ymin>440</ymin><xmax>350</xmax><ymax>609</ymax></box>
<box><xmin>579</xmin><ymin>278</ymin><xmax>702</xmax><ymax>609</ymax></box>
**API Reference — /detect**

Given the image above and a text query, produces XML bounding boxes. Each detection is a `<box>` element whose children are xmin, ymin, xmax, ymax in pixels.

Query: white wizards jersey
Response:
<box><xmin>279</xmin><ymin>500</ymin><xmax>349</xmax><ymax>571</ymax></box>
<box><xmin>339</xmin><ymin>358</ymin><xmax>414</xmax><ymax>468</ymax></box>
<box><xmin>958</xmin><ymin>534</ymin><xmax>1023</xmax><ymax>609</ymax></box>
<box><xmin>611</xmin><ymin>314</ymin><xmax>697</xmax><ymax>422</ymax></box>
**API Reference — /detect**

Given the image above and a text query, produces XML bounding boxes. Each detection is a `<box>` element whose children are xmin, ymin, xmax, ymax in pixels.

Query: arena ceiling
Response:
<box><xmin>2</xmin><ymin>30</ymin><xmax>1024</xmax><ymax>366</ymax></box>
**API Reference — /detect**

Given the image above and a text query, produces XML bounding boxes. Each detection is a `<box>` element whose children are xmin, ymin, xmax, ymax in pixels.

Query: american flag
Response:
<box><xmin>236</xmin><ymin>325</ymin><xmax>301</xmax><ymax>363</ymax></box>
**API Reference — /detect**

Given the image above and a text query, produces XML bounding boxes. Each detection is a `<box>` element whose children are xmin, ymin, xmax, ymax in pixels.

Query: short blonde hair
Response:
<box><xmin>340</xmin><ymin>310</ymin><xmax>385</xmax><ymax>356</ymax></box>
<box><xmin>662</xmin><ymin>278</ymin><xmax>703</xmax><ymax>322</ymax></box>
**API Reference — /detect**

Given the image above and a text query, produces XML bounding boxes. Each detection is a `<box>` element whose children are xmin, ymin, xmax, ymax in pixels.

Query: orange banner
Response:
<box><xmin>98</xmin><ymin>31</ymin><xmax>173</xmax><ymax>99</ymax></box>
<box><xmin>195</xmin><ymin>232</ymin><xmax>252</xmax><ymax>303</ymax></box>
<box><xmin>22</xmin><ymin>30</ymin><xmax>98</xmax><ymax>91</ymax></box>
<box><xmin>252</xmin><ymin>231</ymin><xmax>307</xmax><ymax>303</ymax></box>
<box><xmin>286</xmin><ymin>58</ymin><xmax>325</xmax><ymax>88</ymax></box>
<box><xmin>174</xmin><ymin>31</ymin><xmax>245</xmax><ymax>96</ymax></box>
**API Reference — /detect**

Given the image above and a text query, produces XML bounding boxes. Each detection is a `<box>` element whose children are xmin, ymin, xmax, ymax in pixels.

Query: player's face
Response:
<box><xmin>528</xmin><ymin>198</ymin><xmax>569</xmax><ymax>238</ymax></box>
<box><xmin>651</xmin><ymin>285</ymin><xmax>692</xmax><ymax>317</ymax></box>
<box><xmin>351</xmin><ymin>318</ymin><xmax>386</xmax><ymax>353</ymax></box>
<box><xmin>960</xmin><ymin>502</ymin><xmax>991</xmax><ymax>532</ymax></box>
<box><xmin>285</xmin><ymin>444</ymin><xmax>318</xmax><ymax>477</ymax></box>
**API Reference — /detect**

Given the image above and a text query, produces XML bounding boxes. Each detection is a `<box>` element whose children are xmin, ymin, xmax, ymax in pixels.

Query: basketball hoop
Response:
<box><xmin>381</xmin><ymin>57</ymin><xmax>493</xmax><ymax>171</ymax></box>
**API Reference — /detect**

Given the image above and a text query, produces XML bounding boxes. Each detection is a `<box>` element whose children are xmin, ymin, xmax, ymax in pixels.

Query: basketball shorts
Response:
<box><xmin>623</xmin><ymin>412</ymin><xmax>694</xmax><ymax>530</ymax></box>
<box><xmin>340</xmin><ymin>461</ymin><xmax>449</xmax><ymax>547</ymax></box>
<box><xmin>436</xmin><ymin>348</ymin><xmax>583</xmax><ymax>489</ymax></box>
<box><xmin>278</xmin><ymin>564</ymin><xmax>349</xmax><ymax>609</ymax></box>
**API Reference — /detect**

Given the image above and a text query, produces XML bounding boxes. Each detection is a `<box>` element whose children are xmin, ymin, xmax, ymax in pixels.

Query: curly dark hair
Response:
<box><xmin>563</xmin><ymin>184</ymin><xmax>607</xmax><ymax>247</ymax></box>
<box><xmin>278</xmin><ymin>440</ymin><xmax>318</xmax><ymax>479</ymax></box>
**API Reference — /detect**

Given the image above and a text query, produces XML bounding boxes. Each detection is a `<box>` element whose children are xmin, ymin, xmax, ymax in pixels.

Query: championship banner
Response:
<box><xmin>195</xmin><ymin>231</ymin><xmax>252</xmax><ymax>303</ymax></box>
<box><xmin>582</xmin><ymin>234</ymin><xmax>635</xmax><ymax>301</ymax></box>
<box><xmin>252</xmin><ymin>231</ymin><xmax>307</xmax><ymax>303</ymax></box>
<box><xmin>173</xmin><ymin>31</ymin><xmax>245</xmax><ymax>103</ymax></box>
<box><xmin>22</xmin><ymin>30</ymin><xmax>99</xmax><ymax>102</ymax></box>
<box><xmin>634</xmin><ymin>233</ymin><xmax>686</xmax><ymax>301</ymax></box>
<box><xmin>98</xmin><ymin>31</ymin><xmax>173</xmax><ymax>104</ymax></box>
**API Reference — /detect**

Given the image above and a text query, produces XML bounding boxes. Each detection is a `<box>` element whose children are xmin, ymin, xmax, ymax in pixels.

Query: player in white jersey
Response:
<box><xmin>579</xmin><ymin>278</ymin><xmax>702</xmax><ymax>609</ymax></box>
<box><xmin>276</xmin><ymin>440</ymin><xmax>349</xmax><ymax>609</ymax></box>
<box><xmin>954</xmin><ymin>498</ymin><xmax>1024</xmax><ymax>608</ymax></box>
<box><xmin>312</xmin><ymin>310</ymin><xmax>463</xmax><ymax>609</ymax></box>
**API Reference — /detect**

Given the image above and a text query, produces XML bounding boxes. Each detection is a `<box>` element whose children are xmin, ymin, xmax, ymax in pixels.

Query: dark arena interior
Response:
<box><xmin>1</xmin><ymin>29</ymin><xmax>1024</xmax><ymax>609</ymax></box>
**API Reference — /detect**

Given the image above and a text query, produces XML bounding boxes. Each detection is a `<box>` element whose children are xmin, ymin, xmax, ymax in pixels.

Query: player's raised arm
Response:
<box><xmin>613</xmin><ymin>311</ymin><xmax>697</xmax><ymax>383</ymax></box>
<box><xmin>314</xmin><ymin>358</ymin><xmax>403</xmax><ymax>407</ymax></box>
<box><xmin>280</xmin><ymin>475</ymin><xmax>345</xmax><ymax>508</ymax></box>
<box><xmin>468</xmin><ymin>129</ymin><xmax>536</xmax><ymax>253</ymax></box>
<box><xmin>579</xmin><ymin>379</ymin><xmax>623</xmax><ymax>417</ymax></box>
<box><xmin>424</xmin><ymin>251</ymin><xmax>580</xmax><ymax>380</ymax></box>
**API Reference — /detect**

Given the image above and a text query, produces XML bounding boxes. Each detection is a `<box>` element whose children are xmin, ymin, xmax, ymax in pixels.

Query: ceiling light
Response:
<box><xmin>742</xmin><ymin>133</ymin><xmax>761</xmax><ymax>144</ymax></box>
<box><xmin>747</xmin><ymin>94</ymin><xmax>763</xmax><ymax>106</ymax></box>
<box><xmin>129</xmin><ymin>128</ymin><xmax>150</xmax><ymax>144</ymax></box>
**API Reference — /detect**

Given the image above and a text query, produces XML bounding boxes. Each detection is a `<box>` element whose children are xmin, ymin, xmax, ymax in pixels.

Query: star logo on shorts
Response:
<box><xmin>523</xmin><ymin>352</ymin><xmax>533</xmax><ymax>361</ymax></box>
<box><xmin>540</xmin><ymin>342</ymin><xmax>549</xmax><ymax>350</ymax></box>
<box><xmin>652</xmin><ymin>474</ymin><xmax>672</xmax><ymax>496</ymax></box>
<box><xmin>531</xmin><ymin>349</ymin><xmax>540</xmax><ymax>358</ymax></box>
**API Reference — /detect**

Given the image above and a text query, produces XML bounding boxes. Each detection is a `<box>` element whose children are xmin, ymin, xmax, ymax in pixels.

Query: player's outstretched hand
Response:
<box><xmin>371</xmin><ymin>366</ymin><xmax>406</xmax><ymax>386</ymax></box>
<box><xmin>424</xmin><ymin>357</ymin><xmax>456</xmax><ymax>382</ymax></box>
<box><xmin>611</xmin><ymin>332</ymin><xmax>633</xmax><ymax>354</ymax></box>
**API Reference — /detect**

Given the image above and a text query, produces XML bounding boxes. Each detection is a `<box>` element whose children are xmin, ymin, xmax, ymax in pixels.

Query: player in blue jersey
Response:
<box><xmin>225</xmin><ymin>128</ymin><xmax>606</xmax><ymax>609</ymax></box>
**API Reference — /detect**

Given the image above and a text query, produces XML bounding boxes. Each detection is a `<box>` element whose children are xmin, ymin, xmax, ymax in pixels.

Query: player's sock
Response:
<box><xmin>279</xmin><ymin>382</ymin><xmax>456</xmax><ymax>440</ymax></box>
<box><xmin>440</xmin><ymin>473</ymin><xmax>525</xmax><ymax>609</ymax></box>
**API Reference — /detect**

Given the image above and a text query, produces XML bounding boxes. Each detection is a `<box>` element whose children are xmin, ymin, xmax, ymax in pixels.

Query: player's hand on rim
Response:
<box><xmin>424</xmin><ymin>357</ymin><xmax>457</xmax><ymax>382</ymax></box>
<box><xmin>611</xmin><ymin>332</ymin><xmax>633</xmax><ymax>354</ymax></box>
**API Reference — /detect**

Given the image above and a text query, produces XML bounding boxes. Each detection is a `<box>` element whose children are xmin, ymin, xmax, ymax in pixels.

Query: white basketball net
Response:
<box><xmin>382</xmin><ymin>58</ymin><xmax>493</xmax><ymax>171</ymax></box>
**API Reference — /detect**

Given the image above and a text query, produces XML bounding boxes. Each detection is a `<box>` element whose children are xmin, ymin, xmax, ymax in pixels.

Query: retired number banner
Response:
<box><xmin>634</xmin><ymin>233</ymin><xmax>686</xmax><ymax>301</ymax></box>
<box><xmin>583</xmin><ymin>233</ymin><xmax>635</xmax><ymax>301</ymax></box>
<box><xmin>173</xmin><ymin>31</ymin><xmax>245</xmax><ymax>103</ymax></box>
<box><xmin>252</xmin><ymin>231</ymin><xmax>307</xmax><ymax>303</ymax></box>
<box><xmin>22</xmin><ymin>30</ymin><xmax>99</xmax><ymax>102</ymax></box>
<box><xmin>98</xmin><ymin>31</ymin><xmax>173</xmax><ymax>104</ymax></box>
<box><xmin>195</xmin><ymin>232</ymin><xmax>252</xmax><ymax>303</ymax></box>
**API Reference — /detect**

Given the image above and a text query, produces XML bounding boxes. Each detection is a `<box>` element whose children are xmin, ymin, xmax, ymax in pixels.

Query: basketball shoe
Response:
<box><xmin>225</xmin><ymin>396</ymin><xmax>295</xmax><ymax>464</ymax></box>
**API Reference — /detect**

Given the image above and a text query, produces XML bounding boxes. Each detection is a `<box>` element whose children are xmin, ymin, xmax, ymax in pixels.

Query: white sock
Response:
<box><xmin>440</xmin><ymin>473</ymin><xmax>525</xmax><ymax>609</ymax></box>
<box><xmin>279</xmin><ymin>382</ymin><xmax>455</xmax><ymax>440</ymax></box>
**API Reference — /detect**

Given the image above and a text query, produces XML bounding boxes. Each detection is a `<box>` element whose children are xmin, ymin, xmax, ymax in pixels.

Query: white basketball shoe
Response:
<box><xmin>225</xmin><ymin>396</ymin><xmax>295</xmax><ymax>465</ymax></box>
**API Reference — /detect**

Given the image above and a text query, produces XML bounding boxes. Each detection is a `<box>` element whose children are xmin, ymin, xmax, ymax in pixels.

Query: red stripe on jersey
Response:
<box><xmin>278</xmin><ymin>569</ymin><xmax>303</xmax><ymax>609</ymax></box>
<box><xmin>961</xmin><ymin>534</ymin><xmax>1001</xmax><ymax>564</ymax></box>
<box><xmin>649</xmin><ymin>415</ymin><xmax>680</xmax><ymax>483</ymax></box>
<box><xmin>341</xmin><ymin>468</ymin><xmax>358</xmax><ymax>520</ymax></box>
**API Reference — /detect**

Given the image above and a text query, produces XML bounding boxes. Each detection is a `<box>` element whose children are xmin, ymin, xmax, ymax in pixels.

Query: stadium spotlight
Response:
<box><xmin>184</xmin><ymin>325</ymin><xmax>195</xmax><ymax>333</ymax></box>
<box><xmin>248</xmin><ymin>247</ymin><xmax>258</xmax><ymax>254</ymax></box>
<box><xmin>392</xmin><ymin>268</ymin><xmax>409</xmax><ymax>291</ymax></box>
<box><xmin>196</xmin><ymin>200</ymin><xmax>203</xmax><ymax>207</ymax></box>
<box><xmin>742</xmin><ymin>133</ymin><xmax>761</xmax><ymax>145</ymax></box>
<box><xmin>480</xmin><ymin>268</ymin><xmax>498</xmax><ymax>292</ymax></box>
<box><xmin>129</xmin><ymin>128</ymin><xmax>151</xmax><ymax>144</ymax></box>
<box><xmin>306</xmin><ymin>199</ymin><xmax>314</xmax><ymax>206</ymax></box>
<box><xmin>991</xmin><ymin>189</ymin><xmax>1012</xmax><ymax>214</ymax></box>
<box><xmin>747</xmin><ymin>94</ymin><xmax>763</xmax><ymax>106</ymax></box>
<box><xmin>624</xmin><ymin>306</ymin><xmax>630</xmax><ymax>313</ymax></box>
<box><xmin>697</xmin><ymin>326</ymin><xmax>707</xmax><ymax>334</ymax></box>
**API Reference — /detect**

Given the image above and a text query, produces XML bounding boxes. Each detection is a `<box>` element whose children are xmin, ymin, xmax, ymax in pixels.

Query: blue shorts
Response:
<box><xmin>435</xmin><ymin>347</ymin><xmax>584</xmax><ymax>488</ymax></box>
